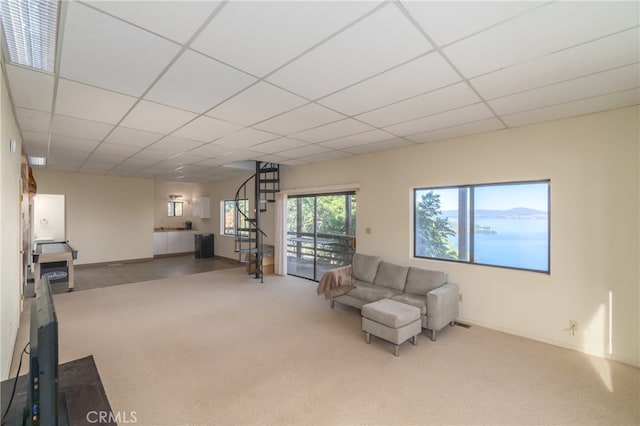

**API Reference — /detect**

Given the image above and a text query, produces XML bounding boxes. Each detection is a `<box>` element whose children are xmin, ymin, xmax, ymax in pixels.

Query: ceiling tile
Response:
<box><xmin>212</xmin><ymin>128</ymin><xmax>279</xmax><ymax>149</ymax></box>
<box><xmin>129</xmin><ymin>148</ymin><xmax>174</xmax><ymax>162</ymax></box>
<box><xmin>86</xmin><ymin>152</ymin><xmax>129</xmax><ymax>165</ymax></box>
<box><xmin>385</xmin><ymin>103</ymin><xmax>495</xmax><ymax>137</ymax></box>
<box><xmin>292</xmin><ymin>118</ymin><xmax>374</xmax><ymax>143</ymax></box>
<box><xmin>255</xmin><ymin>154</ymin><xmax>292</xmax><ymax>164</ymax></box>
<box><xmin>217</xmin><ymin>150</ymin><xmax>263</xmax><ymax>164</ymax></box>
<box><xmin>471</xmin><ymin>28</ymin><xmax>640</xmax><ymax>100</ymax></box>
<box><xmin>79</xmin><ymin>162</ymin><xmax>115</xmax><ymax>173</ymax></box>
<box><xmin>267</xmin><ymin>4</ymin><xmax>432</xmax><ymax>99</ymax></box>
<box><xmin>21</xmin><ymin>132</ymin><xmax>49</xmax><ymax>155</ymax></box>
<box><xmin>250</xmin><ymin>138</ymin><xmax>310</xmax><ymax>154</ymax></box>
<box><xmin>165</xmin><ymin>154</ymin><xmax>210</xmax><ymax>166</ymax></box>
<box><xmin>51</xmin><ymin>115</ymin><xmax>114</xmax><ymax>140</ymax></box>
<box><xmin>489</xmin><ymin>64</ymin><xmax>640</xmax><ymax>115</ymax></box>
<box><xmin>207</xmin><ymin>82</ymin><xmax>307</xmax><ymax>126</ymax></box>
<box><xmin>343</xmin><ymin>137</ymin><xmax>414</xmax><ymax>155</ymax></box>
<box><xmin>502</xmin><ymin>88</ymin><xmax>640</xmax><ymax>128</ymax></box>
<box><xmin>48</xmin><ymin>147</ymin><xmax>91</xmax><ymax>162</ymax></box>
<box><xmin>300</xmin><ymin>150</ymin><xmax>353</xmax><ymax>163</ymax></box>
<box><xmin>254</xmin><ymin>103</ymin><xmax>345</xmax><ymax>135</ymax></box>
<box><xmin>192</xmin><ymin>1</ymin><xmax>378</xmax><ymax>77</ymax></box>
<box><xmin>15</xmin><ymin>108</ymin><xmax>51</xmax><ymax>133</ymax></box>
<box><xmin>119</xmin><ymin>157</ymin><xmax>158</xmax><ymax>168</ymax></box>
<box><xmin>277</xmin><ymin>144</ymin><xmax>331</xmax><ymax>159</ymax></box>
<box><xmin>172</xmin><ymin>116</ymin><xmax>243</xmax><ymax>142</ymax></box>
<box><xmin>5</xmin><ymin>65</ymin><xmax>54</xmax><ymax>112</ymax></box>
<box><xmin>406</xmin><ymin>118</ymin><xmax>505</xmax><ymax>144</ymax></box>
<box><xmin>319</xmin><ymin>130</ymin><xmax>398</xmax><ymax>150</ymax></box>
<box><xmin>93</xmin><ymin>142</ymin><xmax>141</xmax><ymax>157</ymax></box>
<box><xmin>188</xmin><ymin>143</ymin><xmax>234</xmax><ymax>158</ymax></box>
<box><xmin>145</xmin><ymin>49</ymin><xmax>256</xmax><ymax>114</ymax></box>
<box><xmin>120</xmin><ymin>100</ymin><xmax>198</xmax><ymax>134</ymax></box>
<box><xmin>319</xmin><ymin>52</ymin><xmax>461</xmax><ymax>116</ymax></box>
<box><xmin>90</xmin><ymin>1</ymin><xmax>220</xmax><ymax>44</ymax></box>
<box><xmin>443</xmin><ymin>1</ymin><xmax>640</xmax><ymax>78</ymax></box>
<box><xmin>55</xmin><ymin>79</ymin><xmax>137</xmax><ymax>124</ymax></box>
<box><xmin>148</xmin><ymin>135</ymin><xmax>203</xmax><ymax>153</ymax></box>
<box><xmin>50</xmin><ymin>135</ymin><xmax>100</xmax><ymax>152</ymax></box>
<box><xmin>104</xmin><ymin>126</ymin><xmax>164</xmax><ymax>148</ymax></box>
<box><xmin>279</xmin><ymin>158</ymin><xmax>309</xmax><ymax>166</ymax></box>
<box><xmin>357</xmin><ymin>82</ymin><xmax>480</xmax><ymax>128</ymax></box>
<box><xmin>402</xmin><ymin>1</ymin><xmax>544</xmax><ymax>46</ymax></box>
<box><xmin>60</xmin><ymin>2</ymin><xmax>181</xmax><ymax>96</ymax></box>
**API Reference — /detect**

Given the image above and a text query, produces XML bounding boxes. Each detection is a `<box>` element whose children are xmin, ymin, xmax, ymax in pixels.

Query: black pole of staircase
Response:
<box><xmin>255</xmin><ymin>161</ymin><xmax>262</xmax><ymax>282</ymax></box>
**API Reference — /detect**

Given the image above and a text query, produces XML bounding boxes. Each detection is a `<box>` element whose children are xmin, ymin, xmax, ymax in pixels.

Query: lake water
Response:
<box><xmin>449</xmin><ymin>218</ymin><xmax>549</xmax><ymax>271</ymax></box>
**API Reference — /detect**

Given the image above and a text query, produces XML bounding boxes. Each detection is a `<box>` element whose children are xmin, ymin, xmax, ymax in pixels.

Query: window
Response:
<box><xmin>221</xmin><ymin>199</ymin><xmax>249</xmax><ymax>236</ymax></box>
<box><xmin>168</xmin><ymin>201</ymin><xmax>183</xmax><ymax>217</ymax></box>
<box><xmin>414</xmin><ymin>180</ymin><xmax>549</xmax><ymax>273</ymax></box>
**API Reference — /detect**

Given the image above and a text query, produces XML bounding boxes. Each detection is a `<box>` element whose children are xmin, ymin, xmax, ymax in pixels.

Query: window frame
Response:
<box><xmin>167</xmin><ymin>201</ymin><xmax>183</xmax><ymax>217</ymax></box>
<box><xmin>221</xmin><ymin>199</ymin><xmax>249</xmax><ymax>236</ymax></box>
<box><xmin>413</xmin><ymin>180</ymin><xmax>550</xmax><ymax>274</ymax></box>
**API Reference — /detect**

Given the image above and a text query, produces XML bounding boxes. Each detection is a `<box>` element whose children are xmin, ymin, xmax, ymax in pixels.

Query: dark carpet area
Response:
<box><xmin>29</xmin><ymin>254</ymin><xmax>244</xmax><ymax>296</ymax></box>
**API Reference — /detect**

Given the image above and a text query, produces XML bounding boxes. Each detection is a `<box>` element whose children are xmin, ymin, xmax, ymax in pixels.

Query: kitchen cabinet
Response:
<box><xmin>193</xmin><ymin>197</ymin><xmax>210</xmax><ymax>219</ymax></box>
<box><xmin>153</xmin><ymin>231</ymin><xmax>195</xmax><ymax>255</ymax></box>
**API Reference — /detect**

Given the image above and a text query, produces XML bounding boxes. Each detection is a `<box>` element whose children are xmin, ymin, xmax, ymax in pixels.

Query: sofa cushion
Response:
<box><xmin>348</xmin><ymin>280</ymin><xmax>401</xmax><ymax>303</ymax></box>
<box><xmin>373</xmin><ymin>261</ymin><xmax>409</xmax><ymax>292</ymax></box>
<box><xmin>362</xmin><ymin>299</ymin><xmax>420</xmax><ymax>328</ymax></box>
<box><xmin>352</xmin><ymin>253</ymin><xmax>382</xmax><ymax>284</ymax></box>
<box><xmin>391</xmin><ymin>293</ymin><xmax>427</xmax><ymax>315</ymax></box>
<box><xmin>405</xmin><ymin>267</ymin><xmax>447</xmax><ymax>295</ymax></box>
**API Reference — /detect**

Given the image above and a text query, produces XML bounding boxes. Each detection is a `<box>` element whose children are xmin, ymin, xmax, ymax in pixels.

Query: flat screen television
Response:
<box><xmin>28</xmin><ymin>276</ymin><xmax>60</xmax><ymax>425</ymax></box>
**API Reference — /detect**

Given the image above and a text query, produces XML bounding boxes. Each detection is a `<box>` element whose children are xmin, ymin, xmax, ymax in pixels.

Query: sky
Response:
<box><xmin>417</xmin><ymin>182</ymin><xmax>549</xmax><ymax>212</ymax></box>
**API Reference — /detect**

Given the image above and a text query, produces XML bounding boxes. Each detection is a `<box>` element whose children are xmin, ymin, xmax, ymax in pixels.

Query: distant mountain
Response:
<box><xmin>442</xmin><ymin>207</ymin><xmax>546</xmax><ymax>218</ymax></box>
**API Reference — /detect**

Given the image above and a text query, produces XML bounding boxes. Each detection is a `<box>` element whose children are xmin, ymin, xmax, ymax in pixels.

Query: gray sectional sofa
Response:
<box><xmin>329</xmin><ymin>253</ymin><xmax>459</xmax><ymax>341</ymax></box>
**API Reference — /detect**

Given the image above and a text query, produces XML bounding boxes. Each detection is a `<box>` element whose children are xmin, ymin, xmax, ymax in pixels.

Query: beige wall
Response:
<box><xmin>33</xmin><ymin>170</ymin><xmax>155</xmax><ymax>265</ymax></box>
<box><xmin>280</xmin><ymin>106</ymin><xmax>639</xmax><ymax>367</ymax></box>
<box><xmin>0</xmin><ymin>69</ymin><xmax>24</xmax><ymax>379</ymax></box>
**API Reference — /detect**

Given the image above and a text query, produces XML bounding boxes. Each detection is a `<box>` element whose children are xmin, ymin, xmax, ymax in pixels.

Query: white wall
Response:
<box><xmin>32</xmin><ymin>170</ymin><xmax>155</xmax><ymax>265</ymax></box>
<box><xmin>0</xmin><ymin>69</ymin><xmax>24</xmax><ymax>379</ymax></box>
<box><xmin>280</xmin><ymin>106</ymin><xmax>639</xmax><ymax>367</ymax></box>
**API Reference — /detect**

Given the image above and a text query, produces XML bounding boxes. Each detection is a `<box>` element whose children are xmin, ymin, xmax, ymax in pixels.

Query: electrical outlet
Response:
<box><xmin>569</xmin><ymin>320</ymin><xmax>578</xmax><ymax>335</ymax></box>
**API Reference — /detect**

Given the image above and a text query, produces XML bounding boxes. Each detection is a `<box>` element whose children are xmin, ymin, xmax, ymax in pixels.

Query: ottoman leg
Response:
<box><xmin>330</xmin><ymin>300</ymin><xmax>335</xmax><ymax>309</ymax></box>
<box><xmin>365</xmin><ymin>332</ymin><xmax>371</xmax><ymax>344</ymax></box>
<box><xmin>431</xmin><ymin>329</ymin><xmax>437</xmax><ymax>341</ymax></box>
<box><xmin>412</xmin><ymin>335</ymin><xmax>418</xmax><ymax>346</ymax></box>
<box><xmin>393</xmin><ymin>344</ymin><xmax>399</xmax><ymax>357</ymax></box>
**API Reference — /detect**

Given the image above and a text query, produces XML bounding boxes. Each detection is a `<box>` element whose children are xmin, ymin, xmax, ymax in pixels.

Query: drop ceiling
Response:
<box><xmin>3</xmin><ymin>0</ymin><xmax>639</xmax><ymax>183</ymax></box>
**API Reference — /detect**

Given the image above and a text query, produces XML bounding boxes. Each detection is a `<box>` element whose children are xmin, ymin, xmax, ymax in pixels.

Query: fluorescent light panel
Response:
<box><xmin>0</xmin><ymin>0</ymin><xmax>58</xmax><ymax>72</ymax></box>
<box><xmin>28</xmin><ymin>156</ymin><xmax>46</xmax><ymax>165</ymax></box>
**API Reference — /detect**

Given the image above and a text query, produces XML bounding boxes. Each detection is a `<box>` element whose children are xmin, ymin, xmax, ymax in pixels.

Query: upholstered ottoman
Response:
<box><xmin>362</xmin><ymin>299</ymin><xmax>421</xmax><ymax>356</ymax></box>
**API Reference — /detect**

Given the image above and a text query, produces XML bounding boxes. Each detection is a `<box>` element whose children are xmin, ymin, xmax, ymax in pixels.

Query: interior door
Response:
<box><xmin>33</xmin><ymin>194</ymin><xmax>66</xmax><ymax>242</ymax></box>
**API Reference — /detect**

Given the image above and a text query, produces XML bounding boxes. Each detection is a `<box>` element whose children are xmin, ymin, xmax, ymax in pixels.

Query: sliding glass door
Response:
<box><xmin>287</xmin><ymin>193</ymin><xmax>356</xmax><ymax>281</ymax></box>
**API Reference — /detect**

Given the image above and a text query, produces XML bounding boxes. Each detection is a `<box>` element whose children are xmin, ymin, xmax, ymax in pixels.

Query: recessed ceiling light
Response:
<box><xmin>28</xmin><ymin>156</ymin><xmax>46</xmax><ymax>166</ymax></box>
<box><xmin>0</xmin><ymin>0</ymin><xmax>59</xmax><ymax>73</ymax></box>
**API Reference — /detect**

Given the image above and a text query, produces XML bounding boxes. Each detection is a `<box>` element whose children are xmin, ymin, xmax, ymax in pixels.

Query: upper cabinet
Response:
<box><xmin>193</xmin><ymin>197</ymin><xmax>210</xmax><ymax>219</ymax></box>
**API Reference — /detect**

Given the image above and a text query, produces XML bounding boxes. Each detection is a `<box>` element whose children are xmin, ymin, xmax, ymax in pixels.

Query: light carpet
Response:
<box><xmin>11</xmin><ymin>267</ymin><xmax>639</xmax><ymax>425</ymax></box>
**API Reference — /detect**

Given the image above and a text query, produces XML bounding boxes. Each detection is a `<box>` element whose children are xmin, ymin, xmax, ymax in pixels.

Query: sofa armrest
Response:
<box><xmin>426</xmin><ymin>283</ymin><xmax>459</xmax><ymax>332</ymax></box>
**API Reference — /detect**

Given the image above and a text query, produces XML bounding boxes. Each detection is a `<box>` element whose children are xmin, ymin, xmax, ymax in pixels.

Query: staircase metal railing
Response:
<box><xmin>234</xmin><ymin>161</ymin><xmax>280</xmax><ymax>283</ymax></box>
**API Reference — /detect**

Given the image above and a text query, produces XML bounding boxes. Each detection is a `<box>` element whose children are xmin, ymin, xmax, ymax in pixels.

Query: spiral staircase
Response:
<box><xmin>234</xmin><ymin>161</ymin><xmax>280</xmax><ymax>283</ymax></box>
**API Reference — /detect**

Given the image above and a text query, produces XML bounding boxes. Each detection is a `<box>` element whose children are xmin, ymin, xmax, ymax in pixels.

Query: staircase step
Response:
<box><xmin>260</xmin><ymin>167</ymin><xmax>279</xmax><ymax>173</ymax></box>
<box><xmin>259</xmin><ymin>179</ymin><xmax>279</xmax><ymax>184</ymax></box>
<box><xmin>236</xmin><ymin>227</ymin><xmax>258</xmax><ymax>232</ymax></box>
<box><xmin>236</xmin><ymin>248</ymin><xmax>259</xmax><ymax>254</ymax></box>
<box><xmin>236</xmin><ymin>238</ymin><xmax>258</xmax><ymax>243</ymax></box>
<box><xmin>260</xmin><ymin>189</ymin><xmax>279</xmax><ymax>193</ymax></box>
